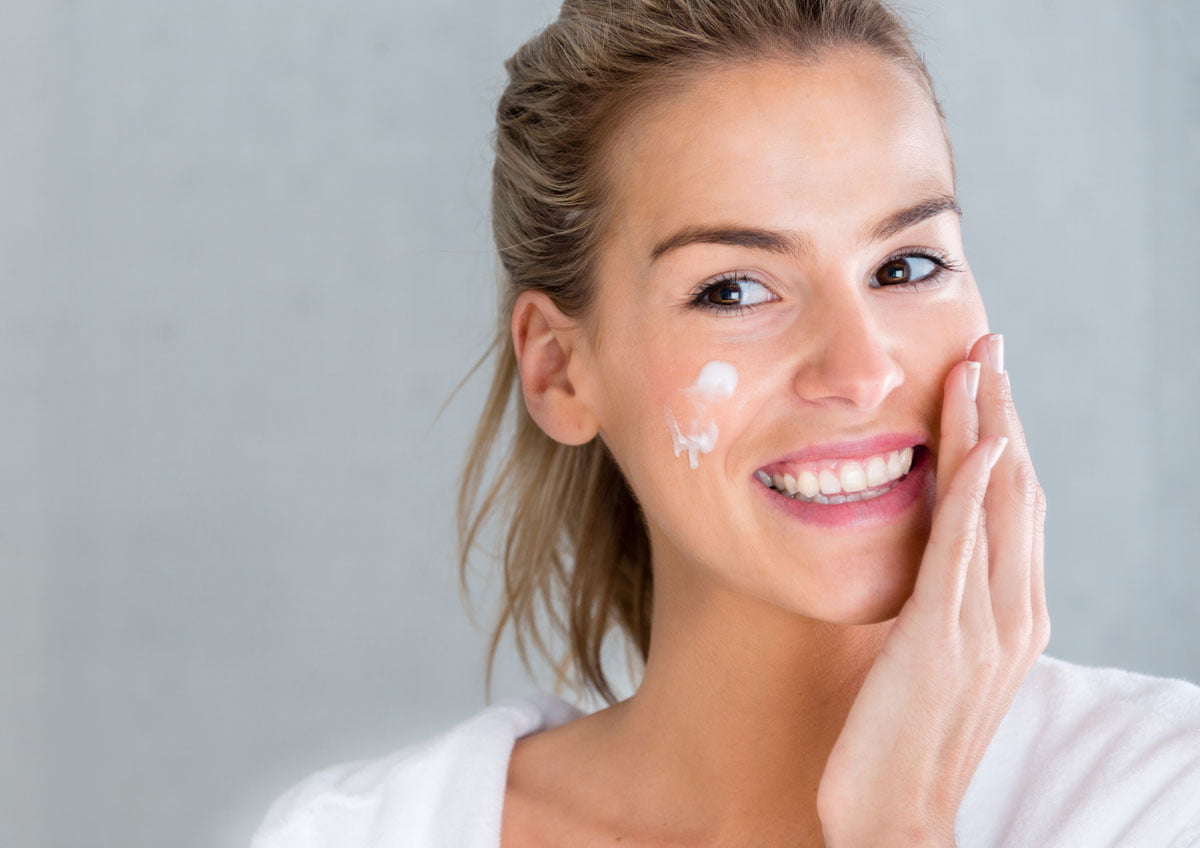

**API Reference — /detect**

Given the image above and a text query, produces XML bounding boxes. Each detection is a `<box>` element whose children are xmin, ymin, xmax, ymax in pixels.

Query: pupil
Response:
<box><xmin>884</xmin><ymin>261</ymin><xmax>908</xmax><ymax>282</ymax></box>
<box><xmin>714</xmin><ymin>284</ymin><xmax>741</xmax><ymax>304</ymax></box>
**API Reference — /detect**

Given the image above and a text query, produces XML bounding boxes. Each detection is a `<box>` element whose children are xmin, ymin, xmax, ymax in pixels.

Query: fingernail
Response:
<box><xmin>963</xmin><ymin>361</ymin><xmax>981</xmax><ymax>401</ymax></box>
<box><xmin>985</xmin><ymin>333</ymin><xmax>1005</xmax><ymax>374</ymax></box>
<box><xmin>986</xmin><ymin>436</ymin><xmax>1009</xmax><ymax>470</ymax></box>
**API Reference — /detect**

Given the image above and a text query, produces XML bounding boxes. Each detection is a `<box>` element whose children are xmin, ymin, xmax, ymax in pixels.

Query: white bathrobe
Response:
<box><xmin>250</xmin><ymin>653</ymin><xmax>1200</xmax><ymax>847</ymax></box>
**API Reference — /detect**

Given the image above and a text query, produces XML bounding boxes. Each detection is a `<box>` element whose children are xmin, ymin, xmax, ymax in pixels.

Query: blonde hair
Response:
<box><xmin>453</xmin><ymin>0</ymin><xmax>954</xmax><ymax>707</ymax></box>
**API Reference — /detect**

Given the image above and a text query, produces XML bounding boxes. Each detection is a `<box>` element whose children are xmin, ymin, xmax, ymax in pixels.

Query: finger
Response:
<box><xmin>959</xmin><ymin>496</ymin><xmax>992</xmax><ymax>635</ymax></box>
<box><xmin>913</xmin><ymin>434</ymin><xmax>1008</xmax><ymax>625</ymax></box>
<box><xmin>935</xmin><ymin>358</ymin><xmax>983</xmax><ymax>507</ymax></box>
<box><xmin>1030</xmin><ymin>485</ymin><xmax>1051</xmax><ymax>654</ymax></box>
<box><xmin>974</xmin><ymin>334</ymin><xmax>1034</xmax><ymax>484</ymax></box>
<box><xmin>989</xmin><ymin>439</ymin><xmax>1040</xmax><ymax>638</ymax></box>
<box><xmin>973</xmin><ymin>340</ymin><xmax>1042</xmax><ymax>640</ymax></box>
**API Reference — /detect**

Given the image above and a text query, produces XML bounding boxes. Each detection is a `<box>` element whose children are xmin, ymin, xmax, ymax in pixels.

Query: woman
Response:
<box><xmin>251</xmin><ymin>1</ymin><xmax>1200</xmax><ymax>845</ymax></box>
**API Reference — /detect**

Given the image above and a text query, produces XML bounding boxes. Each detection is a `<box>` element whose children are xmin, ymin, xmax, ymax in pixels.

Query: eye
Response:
<box><xmin>871</xmin><ymin>250</ymin><xmax>962</xmax><ymax>290</ymax></box>
<box><xmin>687</xmin><ymin>274</ymin><xmax>779</xmax><ymax>315</ymax></box>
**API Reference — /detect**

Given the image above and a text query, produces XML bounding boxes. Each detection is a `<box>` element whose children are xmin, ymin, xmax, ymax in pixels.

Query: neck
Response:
<box><xmin>592</xmin><ymin>555</ymin><xmax>893</xmax><ymax>843</ymax></box>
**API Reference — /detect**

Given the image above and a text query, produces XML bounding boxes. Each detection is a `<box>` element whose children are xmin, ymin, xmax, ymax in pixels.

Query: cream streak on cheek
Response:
<box><xmin>663</xmin><ymin>360</ymin><xmax>739</xmax><ymax>470</ymax></box>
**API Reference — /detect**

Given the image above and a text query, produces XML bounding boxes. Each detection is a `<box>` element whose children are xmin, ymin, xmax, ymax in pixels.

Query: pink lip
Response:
<box><xmin>756</xmin><ymin>445</ymin><xmax>935</xmax><ymax>530</ymax></box>
<box><xmin>758</xmin><ymin>432</ymin><xmax>928</xmax><ymax>470</ymax></box>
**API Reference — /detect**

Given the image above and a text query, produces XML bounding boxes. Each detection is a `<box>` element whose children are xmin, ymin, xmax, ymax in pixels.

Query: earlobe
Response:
<box><xmin>511</xmin><ymin>290</ymin><xmax>600</xmax><ymax>446</ymax></box>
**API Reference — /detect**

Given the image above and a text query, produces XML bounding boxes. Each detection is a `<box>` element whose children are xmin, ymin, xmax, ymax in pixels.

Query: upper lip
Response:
<box><xmin>758</xmin><ymin>432</ymin><xmax>927</xmax><ymax>469</ymax></box>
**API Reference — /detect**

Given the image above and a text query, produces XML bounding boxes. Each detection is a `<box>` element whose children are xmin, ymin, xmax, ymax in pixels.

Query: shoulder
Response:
<box><xmin>1021</xmin><ymin>653</ymin><xmax>1200</xmax><ymax>719</ymax></box>
<box><xmin>959</xmin><ymin>653</ymin><xmax>1200</xmax><ymax>848</ymax></box>
<box><xmin>249</xmin><ymin>693</ymin><xmax>584</xmax><ymax>848</ymax></box>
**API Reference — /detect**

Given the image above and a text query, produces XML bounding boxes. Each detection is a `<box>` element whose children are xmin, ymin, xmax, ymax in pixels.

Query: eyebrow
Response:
<box><xmin>647</xmin><ymin>192</ymin><xmax>963</xmax><ymax>264</ymax></box>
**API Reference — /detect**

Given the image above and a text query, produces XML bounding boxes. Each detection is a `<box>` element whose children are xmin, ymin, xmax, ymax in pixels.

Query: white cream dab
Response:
<box><xmin>663</xmin><ymin>360</ymin><xmax>738</xmax><ymax>470</ymax></box>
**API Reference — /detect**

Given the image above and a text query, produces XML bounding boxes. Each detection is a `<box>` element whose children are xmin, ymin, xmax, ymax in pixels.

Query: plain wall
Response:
<box><xmin>2</xmin><ymin>0</ymin><xmax>1196</xmax><ymax>845</ymax></box>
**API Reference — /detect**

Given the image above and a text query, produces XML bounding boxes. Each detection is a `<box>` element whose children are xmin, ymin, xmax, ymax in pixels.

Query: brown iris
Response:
<box><xmin>879</xmin><ymin>259</ymin><xmax>912</xmax><ymax>284</ymax></box>
<box><xmin>707</xmin><ymin>282</ymin><xmax>744</xmax><ymax>306</ymax></box>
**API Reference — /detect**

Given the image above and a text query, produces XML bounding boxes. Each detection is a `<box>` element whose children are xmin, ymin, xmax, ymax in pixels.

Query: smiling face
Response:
<box><xmin>573</xmin><ymin>48</ymin><xmax>989</xmax><ymax>625</ymax></box>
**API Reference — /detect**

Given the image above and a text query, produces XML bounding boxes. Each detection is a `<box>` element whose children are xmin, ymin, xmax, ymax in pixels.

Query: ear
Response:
<box><xmin>511</xmin><ymin>289</ymin><xmax>601</xmax><ymax>446</ymax></box>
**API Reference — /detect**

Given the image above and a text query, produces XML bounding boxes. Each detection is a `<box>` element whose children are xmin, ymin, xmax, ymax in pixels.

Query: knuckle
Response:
<box><xmin>1032</xmin><ymin>619</ymin><xmax>1052</xmax><ymax>655</ymax></box>
<box><xmin>1034</xmin><ymin>607</ymin><xmax>1052</xmax><ymax>646</ymax></box>
<box><xmin>961</xmin><ymin>476</ymin><xmax>988</xmax><ymax>509</ymax></box>
<box><xmin>1009</xmin><ymin>461</ymin><xmax>1040</xmax><ymax>508</ymax></box>
<box><xmin>947</xmin><ymin>473</ymin><xmax>988</xmax><ymax>514</ymax></box>
<box><xmin>1031</xmin><ymin>581</ymin><xmax>1049</xmax><ymax>614</ymax></box>
<box><xmin>993</xmin><ymin>377</ymin><xmax>1018</xmax><ymax>416</ymax></box>
<box><xmin>1022</xmin><ymin>591</ymin><xmax>1052</xmax><ymax>647</ymax></box>
<box><xmin>946</xmin><ymin>528</ymin><xmax>978</xmax><ymax>563</ymax></box>
<box><xmin>973</xmin><ymin>639</ymin><xmax>1003</xmax><ymax>676</ymax></box>
<box><xmin>1032</xmin><ymin>600</ymin><xmax>1050</xmax><ymax>637</ymax></box>
<box><xmin>921</xmin><ymin>606</ymin><xmax>961</xmax><ymax>648</ymax></box>
<box><xmin>1000</xmin><ymin>609</ymin><xmax>1034</xmax><ymax>650</ymax></box>
<box><xmin>999</xmin><ymin>392</ymin><xmax>1018</xmax><ymax>420</ymax></box>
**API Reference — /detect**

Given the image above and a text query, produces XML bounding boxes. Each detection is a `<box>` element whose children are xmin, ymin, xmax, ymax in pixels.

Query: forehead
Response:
<box><xmin>599</xmin><ymin>50</ymin><xmax>954</xmax><ymax>260</ymax></box>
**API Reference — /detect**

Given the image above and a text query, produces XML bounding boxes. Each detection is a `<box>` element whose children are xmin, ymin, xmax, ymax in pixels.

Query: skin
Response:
<box><xmin>505</xmin><ymin>47</ymin><xmax>1048</xmax><ymax>847</ymax></box>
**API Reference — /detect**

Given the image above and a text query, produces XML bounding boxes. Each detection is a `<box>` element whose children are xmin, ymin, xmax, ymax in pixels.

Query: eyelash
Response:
<box><xmin>685</xmin><ymin>249</ymin><xmax>966</xmax><ymax>316</ymax></box>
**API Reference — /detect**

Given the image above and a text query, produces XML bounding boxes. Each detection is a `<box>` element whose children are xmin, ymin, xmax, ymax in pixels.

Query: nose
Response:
<box><xmin>791</xmin><ymin>289</ymin><xmax>904</xmax><ymax>410</ymax></box>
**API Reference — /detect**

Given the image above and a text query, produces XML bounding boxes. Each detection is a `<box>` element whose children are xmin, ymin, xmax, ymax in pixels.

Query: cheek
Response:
<box><xmin>595</xmin><ymin>354</ymin><xmax>708</xmax><ymax>485</ymax></box>
<box><xmin>902</xmin><ymin>282</ymin><xmax>989</xmax><ymax>364</ymax></box>
<box><xmin>944</xmin><ymin>275</ymin><xmax>989</xmax><ymax>350</ymax></box>
<box><xmin>598</xmin><ymin>358</ymin><xmax>745</xmax><ymax>536</ymax></box>
<box><xmin>661</xmin><ymin>360</ymin><xmax>740</xmax><ymax>470</ymax></box>
<box><xmin>902</xmin><ymin>282</ymin><xmax>990</xmax><ymax>429</ymax></box>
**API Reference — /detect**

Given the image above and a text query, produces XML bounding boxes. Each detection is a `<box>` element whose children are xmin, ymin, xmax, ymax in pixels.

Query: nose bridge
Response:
<box><xmin>792</xmin><ymin>282</ymin><xmax>904</xmax><ymax>409</ymax></box>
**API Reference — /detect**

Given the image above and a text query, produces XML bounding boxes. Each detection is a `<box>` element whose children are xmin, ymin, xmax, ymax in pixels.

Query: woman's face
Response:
<box><xmin>578</xmin><ymin>49</ymin><xmax>988</xmax><ymax>624</ymax></box>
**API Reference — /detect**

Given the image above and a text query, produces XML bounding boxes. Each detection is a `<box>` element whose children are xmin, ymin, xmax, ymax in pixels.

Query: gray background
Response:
<box><xmin>3</xmin><ymin>0</ymin><xmax>1196</xmax><ymax>845</ymax></box>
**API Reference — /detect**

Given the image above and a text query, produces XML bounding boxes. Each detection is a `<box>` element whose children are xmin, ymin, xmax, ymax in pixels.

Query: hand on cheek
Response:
<box><xmin>815</xmin><ymin>332</ymin><xmax>1051</xmax><ymax>848</ymax></box>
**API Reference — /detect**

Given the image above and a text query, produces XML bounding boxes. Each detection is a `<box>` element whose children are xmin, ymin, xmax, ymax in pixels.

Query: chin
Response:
<box><xmin>802</xmin><ymin>552</ymin><xmax>922</xmax><ymax>625</ymax></box>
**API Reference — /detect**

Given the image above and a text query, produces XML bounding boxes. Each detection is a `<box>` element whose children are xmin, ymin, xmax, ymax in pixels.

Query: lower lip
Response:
<box><xmin>755</xmin><ymin>446</ymin><xmax>934</xmax><ymax>530</ymax></box>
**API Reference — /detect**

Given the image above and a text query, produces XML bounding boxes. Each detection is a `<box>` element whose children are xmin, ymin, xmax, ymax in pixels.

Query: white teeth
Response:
<box><xmin>797</xmin><ymin>476</ymin><xmax>903</xmax><ymax>504</ymax></box>
<box><xmin>797</xmin><ymin>470</ymin><xmax>820</xmax><ymax>498</ymax></box>
<box><xmin>755</xmin><ymin>445</ymin><xmax>920</xmax><ymax>503</ymax></box>
<box><xmin>866</xmin><ymin>455</ymin><xmax>889</xmax><ymax>487</ymax></box>
<box><xmin>839</xmin><ymin>461</ymin><xmax>867</xmax><ymax>493</ymax></box>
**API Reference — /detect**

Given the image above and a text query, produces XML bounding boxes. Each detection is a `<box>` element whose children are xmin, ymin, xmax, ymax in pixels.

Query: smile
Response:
<box><xmin>755</xmin><ymin>446</ymin><xmax>914</xmax><ymax>500</ymax></box>
<box><xmin>753</xmin><ymin>446</ymin><xmax>933</xmax><ymax>527</ymax></box>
